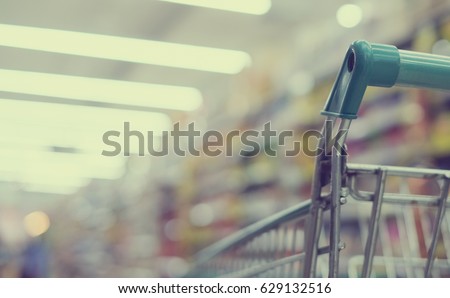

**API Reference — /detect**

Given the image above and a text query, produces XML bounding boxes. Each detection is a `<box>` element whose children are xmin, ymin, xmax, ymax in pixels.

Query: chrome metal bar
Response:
<box><xmin>403</xmin><ymin>205</ymin><xmax>424</xmax><ymax>277</ymax></box>
<box><xmin>219</xmin><ymin>252</ymin><xmax>306</xmax><ymax>278</ymax></box>
<box><xmin>328</xmin><ymin>119</ymin><xmax>350</xmax><ymax>277</ymax></box>
<box><xmin>303</xmin><ymin>119</ymin><xmax>332</xmax><ymax>277</ymax></box>
<box><xmin>296</xmin><ymin>225</ymin><xmax>305</xmax><ymax>277</ymax></box>
<box><xmin>347</xmin><ymin>163</ymin><xmax>450</xmax><ymax>207</ymax></box>
<box><xmin>193</xmin><ymin>200</ymin><xmax>311</xmax><ymax>267</ymax></box>
<box><xmin>362</xmin><ymin>170</ymin><xmax>387</xmax><ymax>277</ymax></box>
<box><xmin>443</xmin><ymin>214</ymin><xmax>450</xmax><ymax>269</ymax></box>
<box><xmin>280</xmin><ymin>225</ymin><xmax>289</xmax><ymax>277</ymax></box>
<box><xmin>303</xmin><ymin>206</ymin><xmax>323</xmax><ymax>277</ymax></box>
<box><xmin>329</xmin><ymin>147</ymin><xmax>342</xmax><ymax>277</ymax></box>
<box><xmin>272</xmin><ymin>229</ymin><xmax>280</xmax><ymax>276</ymax></box>
<box><xmin>329</xmin><ymin>118</ymin><xmax>350</xmax><ymax>277</ymax></box>
<box><xmin>347</xmin><ymin>163</ymin><xmax>450</xmax><ymax>179</ymax></box>
<box><xmin>289</xmin><ymin>223</ymin><xmax>299</xmax><ymax>277</ymax></box>
<box><xmin>379</xmin><ymin>217</ymin><xmax>397</xmax><ymax>277</ymax></box>
<box><xmin>396</xmin><ymin>208</ymin><xmax>415</xmax><ymax>277</ymax></box>
<box><xmin>349</xmin><ymin>189</ymin><xmax>450</xmax><ymax>207</ymax></box>
<box><xmin>424</xmin><ymin>179</ymin><xmax>450</xmax><ymax>277</ymax></box>
<box><xmin>349</xmin><ymin>255</ymin><xmax>450</xmax><ymax>277</ymax></box>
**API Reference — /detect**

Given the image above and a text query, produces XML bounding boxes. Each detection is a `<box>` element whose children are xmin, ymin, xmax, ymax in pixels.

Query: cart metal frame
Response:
<box><xmin>188</xmin><ymin>41</ymin><xmax>450</xmax><ymax>278</ymax></box>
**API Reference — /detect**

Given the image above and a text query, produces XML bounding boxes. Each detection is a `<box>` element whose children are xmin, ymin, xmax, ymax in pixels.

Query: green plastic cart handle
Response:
<box><xmin>322</xmin><ymin>40</ymin><xmax>450</xmax><ymax>119</ymax></box>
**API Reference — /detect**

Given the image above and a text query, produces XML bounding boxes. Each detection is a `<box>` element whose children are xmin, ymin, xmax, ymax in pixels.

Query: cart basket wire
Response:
<box><xmin>187</xmin><ymin>41</ymin><xmax>450</xmax><ymax>278</ymax></box>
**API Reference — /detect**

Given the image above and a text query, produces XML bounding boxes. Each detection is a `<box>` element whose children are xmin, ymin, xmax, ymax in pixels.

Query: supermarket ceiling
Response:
<box><xmin>0</xmin><ymin>0</ymin><xmax>448</xmax><ymax>198</ymax></box>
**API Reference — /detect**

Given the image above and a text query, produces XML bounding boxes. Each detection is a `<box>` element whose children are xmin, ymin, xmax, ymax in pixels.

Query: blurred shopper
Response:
<box><xmin>19</xmin><ymin>236</ymin><xmax>49</xmax><ymax>278</ymax></box>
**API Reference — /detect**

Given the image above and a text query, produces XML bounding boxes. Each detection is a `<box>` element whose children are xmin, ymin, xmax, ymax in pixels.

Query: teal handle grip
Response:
<box><xmin>321</xmin><ymin>40</ymin><xmax>450</xmax><ymax>119</ymax></box>
<box><xmin>397</xmin><ymin>50</ymin><xmax>450</xmax><ymax>89</ymax></box>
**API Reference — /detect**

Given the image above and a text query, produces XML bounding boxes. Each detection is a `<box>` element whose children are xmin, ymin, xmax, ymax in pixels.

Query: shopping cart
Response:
<box><xmin>188</xmin><ymin>40</ymin><xmax>450</xmax><ymax>278</ymax></box>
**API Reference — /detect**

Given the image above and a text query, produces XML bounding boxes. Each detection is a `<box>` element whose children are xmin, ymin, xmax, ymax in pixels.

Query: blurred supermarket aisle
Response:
<box><xmin>0</xmin><ymin>0</ymin><xmax>449</xmax><ymax>277</ymax></box>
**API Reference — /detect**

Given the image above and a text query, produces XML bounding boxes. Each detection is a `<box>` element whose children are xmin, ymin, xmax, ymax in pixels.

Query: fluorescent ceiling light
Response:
<box><xmin>0</xmin><ymin>69</ymin><xmax>202</xmax><ymax>111</ymax></box>
<box><xmin>23</xmin><ymin>181</ymin><xmax>87</xmax><ymax>195</ymax></box>
<box><xmin>0</xmin><ymin>24</ymin><xmax>251</xmax><ymax>74</ymax></box>
<box><xmin>0</xmin><ymin>164</ymin><xmax>90</xmax><ymax>194</ymax></box>
<box><xmin>0</xmin><ymin>98</ymin><xmax>171</xmax><ymax>131</ymax></box>
<box><xmin>0</xmin><ymin>149</ymin><xmax>125</xmax><ymax>180</ymax></box>
<box><xmin>0</xmin><ymin>148</ymin><xmax>125</xmax><ymax>194</ymax></box>
<box><xmin>0</xmin><ymin>149</ymin><xmax>123</xmax><ymax>194</ymax></box>
<box><xmin>159</xmin><ymin>0</ymin><xmax>271</xmax><ymax>15</ymax></box>
<box><xmin>0</xmin><ymin>99</ymin><xmax>169</xmax><ymax>153</ymax></box>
